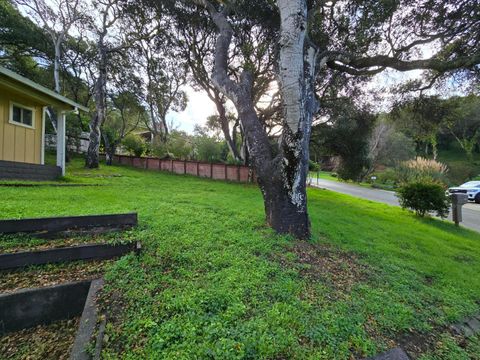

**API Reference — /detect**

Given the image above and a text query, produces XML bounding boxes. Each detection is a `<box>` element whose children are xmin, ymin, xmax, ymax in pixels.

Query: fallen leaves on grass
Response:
<box><xmin>0</xmin><ymin>318</ymin><xmax>79</xmax><ymax>360</ymax></box>
<box><xmin>0</xmin><ymin>260</ymin><xmax>112</xmax><ymax>293</ymax></box>
<box><xmin>0</xmin><ymin>228</ymin><xmax>135</xmax><ymax>254</ymax></box>
<box><xmin>274</xmin><ymin>240</ymin><xmax>368</xmax><ymax>295</ymax></box>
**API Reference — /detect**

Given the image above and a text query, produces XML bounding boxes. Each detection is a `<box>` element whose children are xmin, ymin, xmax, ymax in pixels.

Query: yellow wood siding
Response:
<box><xmin>0</xmin><ymin>93</ymin><xmax>43</xmax><ymax>164</ymax></box>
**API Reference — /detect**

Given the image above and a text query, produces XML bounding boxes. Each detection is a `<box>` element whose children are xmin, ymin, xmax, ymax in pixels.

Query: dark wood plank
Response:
<box><xmin>0</xmin><ymin>280</ymin><xmax>91</xmax><ymax>335</ymax></box>
<box><xmin>0</xmin><ymin>213</ymin><xmax>137</xmax><ymax>234</ymax></box>
<box><xmin>0</xmin><ymin>242</ymin><xmax>138</xmax><ymax>270</ymax></box>
<box><xmin>70</xmin><ymin>279</ymin><xmax>104</xmax><ymax>360</ymax></box>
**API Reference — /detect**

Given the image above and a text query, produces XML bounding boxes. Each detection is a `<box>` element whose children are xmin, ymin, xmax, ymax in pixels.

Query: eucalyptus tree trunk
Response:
<box><xmin>45</xmin><ymin>38</ymin><xmax>64</xmax><ymax>134</ymax></box>
<box><xmin>86</xmin><ymin>41</ymin><xmax>107</xmax><ymax>168</ymax></box>
<box><xmin>53</xmin><ymin>38</ymin><xmax>62</xmax><ymax>94</ymax></box>
<box><xmin>103</xmin><ymin>134</ymin><xmax>117</xmax><ymax>166</ymax></box>
<box><xmin>203</xmin><ymin>0</ymin><xmax>316</xmax><ymax>239</ymax></box>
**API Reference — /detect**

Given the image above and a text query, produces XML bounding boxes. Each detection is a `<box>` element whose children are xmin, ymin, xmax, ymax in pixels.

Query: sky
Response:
<box><xmin>167</xmin><ymin>88</ymin><xmax>216</xmax><ymax>133</ymax></box>
<box><xmin>166</xmin><ymin>44</ymin><xmax>446</xmax><ymax>133</ymax></box>
<box><xmin>170</xmin><ymin>69</ymin><xmax>423</xmax><ymax>133</ymax></box>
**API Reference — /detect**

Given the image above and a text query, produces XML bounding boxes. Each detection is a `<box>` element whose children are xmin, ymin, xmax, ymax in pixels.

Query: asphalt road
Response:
<box><xmin>309</xmin><ymin>177</ymin><xmax>480</xmax><ymax>233</ymax></box>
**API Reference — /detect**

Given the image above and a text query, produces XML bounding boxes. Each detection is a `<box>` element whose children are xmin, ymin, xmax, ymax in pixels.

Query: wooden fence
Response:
<box><xmin>111</xmin><ymin>155</ymin><xmax>255</xmax><ymax>183</ymax></box>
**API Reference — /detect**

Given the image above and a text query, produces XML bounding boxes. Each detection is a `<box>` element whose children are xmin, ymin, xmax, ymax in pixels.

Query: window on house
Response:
<box><xmin>10</xmin><ymin>103</ymin><xmax>34</xmax><ymax>128</ymax></box>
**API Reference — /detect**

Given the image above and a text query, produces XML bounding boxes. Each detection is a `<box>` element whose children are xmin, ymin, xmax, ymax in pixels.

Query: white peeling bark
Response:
<box><xmin>53</xmin><ymin>38</ymin><xmax>63</xmax><ymax>94</ymax></box>
<box><xmin>275</xmin><ymin>0</ymin><xmax>317</xmax><ymax>237</ymax></box>
<box><xmin>277</xmin><ymin>0</ymin><xmax>307</xmax><ymax>132</ymax></box>
<box><xmin>277</xmin><ymin>0</ymin><xmax>312</xmax><ymax>210</ymax></box>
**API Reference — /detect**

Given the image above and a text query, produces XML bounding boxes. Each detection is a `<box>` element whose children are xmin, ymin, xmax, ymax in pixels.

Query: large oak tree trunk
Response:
<box><xmin>273</xmin><ymin>0</ymin><xmax>317</xmax><ymax>238</ymax></box>
<box><xmin>196</xmin><ymin>0</ymin><xmax>315</xmax><ymax>239</ymax></box>
<box><xmin>262</xmin><ymin>177</ymin><xmax>310</xmax><ymax>239</ymax></box>
<box><xmin>237</xmin><ymin>95</ymin><xmax>311</xmax><ymax>239</ymax></box>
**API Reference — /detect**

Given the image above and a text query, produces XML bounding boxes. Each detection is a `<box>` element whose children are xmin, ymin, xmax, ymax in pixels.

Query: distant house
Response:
<box><xmin>136</xmin><ymin>130</ymin><xmax>154</xmax><ymax>143</ymax></box>
<box><xmin>0</xmin><ymin>66</ymin><xmax>87</xmax><ymax>180</ymax></box>
<box><xmin>45</xmin><ymin>131</ymin><xmax>90</xmax><ymax>154</ymax></box>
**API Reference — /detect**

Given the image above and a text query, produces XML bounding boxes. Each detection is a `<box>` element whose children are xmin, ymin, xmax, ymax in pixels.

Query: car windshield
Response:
<box><xmin>460</xmin><ymin>182</ymin><xmax>480</xmax><ymax>188</ymax></box>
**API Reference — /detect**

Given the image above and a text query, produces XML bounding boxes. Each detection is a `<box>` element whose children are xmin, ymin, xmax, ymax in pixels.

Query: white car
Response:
<box><xmin>448</xmin><ymin>181</ymin><xmax>480</xmax><ymax>204</ymax></box>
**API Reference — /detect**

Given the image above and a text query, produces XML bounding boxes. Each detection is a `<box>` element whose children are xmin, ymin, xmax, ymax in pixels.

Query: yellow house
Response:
<box><xmin>0</xmin><ymin>66</ymin><xmax>88</xmax><ymax>179</ymax></box>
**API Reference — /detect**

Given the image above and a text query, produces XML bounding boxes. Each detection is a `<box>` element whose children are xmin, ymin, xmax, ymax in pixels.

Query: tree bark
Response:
<box><xmin>45</xmin><ymin>39</ymin><xmax>63</xmax><ymax>135</ymax></box>
<box><xmin>105</xmin><ymin>144</ymin><xmax>116</xmax><ymax>165</ymax></box>
<box><xmin>263</xmin><ymin>178</ymin><xmax>311</xmax><ymax>237</ymax></box>
<box><xmin>85</xmin><ymin>39</ymin><xmax>107</xmax><ymax>168</ymax></box>
<box><xmin>199</xmin><ymin>0</ymin><xmax>315</xmax><ymax>239</ymax></box>
<box><xmin>274</xmin><ymin>0</ymin><xmax>316</xmax><ymax>239</ymax></box>
<box><xmin>53</xmin><ymin>38</ymin><xmax>62</xmax><ymax>94</ymax></box>
<box><xmin>102</xmin><ymin>132</ymin><xmax>116</xmax><ymax>166</ymax></box>
<box><xmin>213</xmin><ymin>94</ymin><xmax>242</xmax><ymax>162</ymax></box>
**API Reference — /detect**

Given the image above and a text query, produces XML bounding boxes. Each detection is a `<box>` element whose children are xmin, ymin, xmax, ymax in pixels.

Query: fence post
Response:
<box><xmin>170</xmin><ymin>159</ymin><xmax>173</xmax><ymax>173</ymax></box>
<box><xmin>224</xmin><ymin>164</ymin><xmax>227</xmax><ymax>180</ymax></box>
<box><xmin>210</xmin><ymin>163</ymin><xmax>213</xmax><ymax>179</ymax></box>
<box><xmin>237</xmin><ymin>166</ymin><xmax>240</xmax><ymax>182</ymax></box>
<box><xmin>196</xmin><ymin>161</ymin><xmax>199</xmax><ymax>176</ymax></box>
<box><xmin>184</xmin><ymin>160</ymin><xmax>187</xmax><ymax>175</ymax></box>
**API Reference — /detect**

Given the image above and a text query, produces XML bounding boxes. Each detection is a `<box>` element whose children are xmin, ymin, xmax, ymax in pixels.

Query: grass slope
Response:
<box><xmin>1</xmin><ymin>158</ymin><xmax>480</xmax><ymax>359</ymax></box>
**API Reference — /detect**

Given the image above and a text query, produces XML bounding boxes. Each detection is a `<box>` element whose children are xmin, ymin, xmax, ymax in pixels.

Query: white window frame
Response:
<box><xmin>9</xmin><ymin>101</ymin><xmax>35</xmax><ymax>129</ymax></box>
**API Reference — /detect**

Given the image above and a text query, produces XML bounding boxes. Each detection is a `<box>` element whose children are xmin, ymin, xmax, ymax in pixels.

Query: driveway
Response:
<box><xmin>309</xmin><ymin>178</ymin><xmax>480</xmax><ymax>233</ymax></box>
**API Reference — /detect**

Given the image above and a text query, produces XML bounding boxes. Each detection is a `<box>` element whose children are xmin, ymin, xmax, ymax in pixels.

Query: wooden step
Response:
<box><xmin>0</xmin><ymin>160</ymin><xmax>61</xmax><ymax>181</ymax></box>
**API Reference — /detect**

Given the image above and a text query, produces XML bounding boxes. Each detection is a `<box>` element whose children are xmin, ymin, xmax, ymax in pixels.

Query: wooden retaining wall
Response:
<box><xmin>0</xmin><ymin>213</ymin><xmax>138</xmax><ymax>235</ymax></box>
<box><xmin>0</xmin><ymin>242</ymin><xmax>139</xmax><ymax>270</ymax></box>
<box><xmin>111</xmin><ymin>155</ymin><xmax>255</xmax><ymax>183</ymax></box>
<box><xmin>0</xmin><ymin>281</ymin><xmax>92</xmax><ymax>334</ymax></box>
<box><xmin>0</xmin><ymin>160</ymin><xmax>62</xmax><ymax>181</ymax></box>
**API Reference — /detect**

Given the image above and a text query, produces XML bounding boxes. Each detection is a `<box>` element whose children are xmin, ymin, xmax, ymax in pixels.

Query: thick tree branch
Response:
<box><xmin>331</xmin><ymin>52</ymin><xmax>480</xmax><ymax>73</ymax></box>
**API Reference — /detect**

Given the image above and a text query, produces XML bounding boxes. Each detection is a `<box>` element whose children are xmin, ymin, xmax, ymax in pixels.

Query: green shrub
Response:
<box><xmin>309</xmin><ymin>160</ymin><xmax>320</xmax><ymax>172</ymax></box>
<box><xmin>167</xmin><ymin>131</ymin><xmax>194</xmax><ymax>159</ymax></box>
<box><xmin>226</xmin><ymin>153</ymin><xmax>243</xmax><ymax>165</ymax></box>
<box><xmin>369</xmin><ymin>169</ymin><xmax>398</xmax><ymax>189</ymax></box>
<box><xmin>194</xmin><ymin>136</ymin><xmax>223</xmax><ymax>163</ymax></box>
<box><xmin>122</xmin><ymin>134</ymin><xmax>146</xmax><ymax>157</ymax></box>
<box><xmin>149</xmin><ymin>138</ymin><xmax>169</xmax><ymax>158</ymax></box>
<box><xmin>396</xmin><ymin>180</ymin><xmax>450</xmax><ymax>218</ymax></box>
<box><xmin>374</xmin><ymin>168</ymin><xmax>397</xmax><ymax>183</ymax></box>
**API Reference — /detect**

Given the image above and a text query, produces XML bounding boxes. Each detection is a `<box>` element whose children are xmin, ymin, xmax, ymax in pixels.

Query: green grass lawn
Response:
<box><xmin>309</xmin><ymin>171</ymin><xmax>382</xmax><ymax>190</ymax></box>
<box><xmin>309</xmin><ymin>170</ymin><xmax>338</xmax><ymax>182</ymax></box>
<box><xmin>1</xmin><ymin>158</ymin><xmax>480</xmax><ymax>359</ymax></box>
